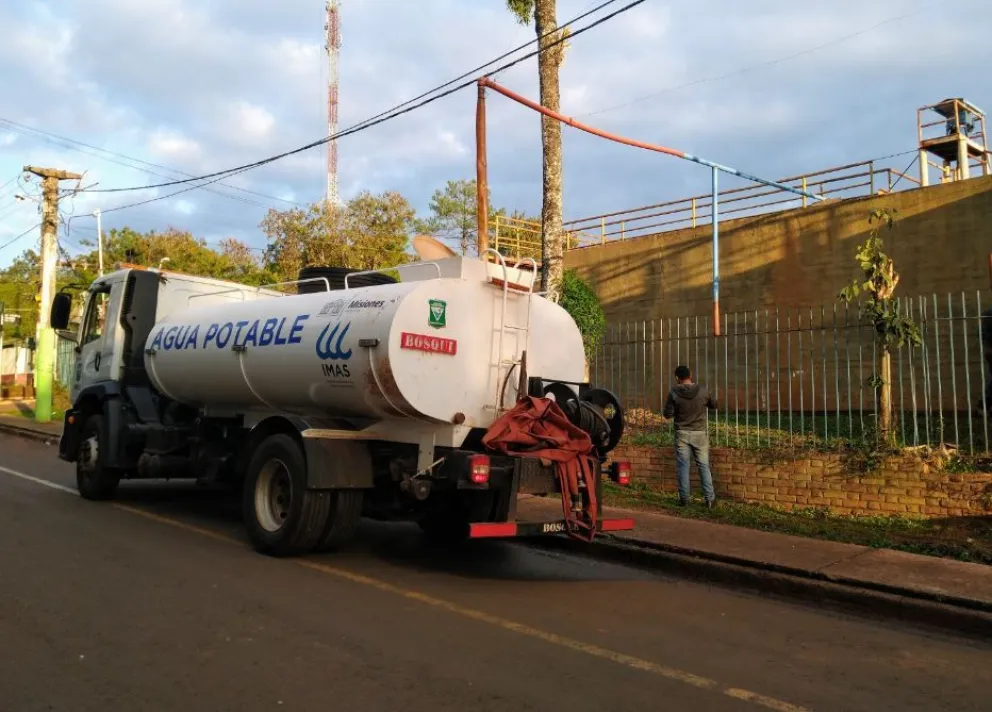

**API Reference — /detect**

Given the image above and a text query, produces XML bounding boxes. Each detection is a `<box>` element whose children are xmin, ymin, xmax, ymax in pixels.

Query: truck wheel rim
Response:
<box><xmin>256</xmin><ymin>458</ymin><xmax>292</xmax><ymax>533</ymax></box>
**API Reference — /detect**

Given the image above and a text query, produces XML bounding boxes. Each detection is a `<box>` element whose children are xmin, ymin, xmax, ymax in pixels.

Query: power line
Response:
<box><xmin>0</xmin><ymin>223</ymin><xmax>41</xmax><ymax>253</ymax></box>
<box><xmin>83</xmin><ymin>0</ymin><xmax>643</xmax><ymax>199</ymax></box>
<box><xmin>577</xmin><ymin>8</ymin><xmax>926</xmax><ymax>118</ymax></box>
<box><xmin>0</xmin><ymin>174</ymin><xmax>20</xmax><ymax>200</ymax></box>
<box><xmin>0</xmin><ymin>117</ymin><xmax>298</xmax><ymax>209</ymax></box>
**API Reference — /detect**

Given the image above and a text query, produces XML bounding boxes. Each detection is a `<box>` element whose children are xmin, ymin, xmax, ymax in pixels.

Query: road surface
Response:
<box><xmin>0</xmin><ymin>434</ymin><xmax>989</xmax><ymax>712</ymax></box>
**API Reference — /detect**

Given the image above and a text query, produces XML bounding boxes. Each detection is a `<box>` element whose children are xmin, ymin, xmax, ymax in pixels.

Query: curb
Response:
<box><xmin>530</xmin><ymin>533</ymin><xmax>992</xmax><ymax>640</ymax></box>
<box><xmin>0</xmin><ymin>420</ymin><xmax>61</xmax><ymax>444</ymax></box>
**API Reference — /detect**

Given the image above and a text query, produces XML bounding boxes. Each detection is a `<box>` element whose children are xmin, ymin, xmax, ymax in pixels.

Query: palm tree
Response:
<box><xmin>506</xmin><ymin>0</ymin><xmax>567</xmax><ymax>302</ymax></box>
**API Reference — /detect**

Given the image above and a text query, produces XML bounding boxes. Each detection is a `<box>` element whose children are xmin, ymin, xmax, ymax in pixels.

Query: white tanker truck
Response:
<box><xmin>50</xmin><ymin>253</ymin><xmax>633</xmax><ymax>556</ymax></box>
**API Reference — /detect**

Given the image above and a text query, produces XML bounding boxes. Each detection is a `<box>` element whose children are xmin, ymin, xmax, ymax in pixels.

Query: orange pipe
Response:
<box><xmin>478</xmin><ymin>77</ymin><xmax>683</xmax><ymax>159</ymax></box>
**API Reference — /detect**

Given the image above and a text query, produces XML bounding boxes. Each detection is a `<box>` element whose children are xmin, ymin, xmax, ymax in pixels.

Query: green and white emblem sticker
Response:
<box><xmin>428</xmin><ymin>299</ymin><xmax>446</xmax><ymax>329</ymax></box>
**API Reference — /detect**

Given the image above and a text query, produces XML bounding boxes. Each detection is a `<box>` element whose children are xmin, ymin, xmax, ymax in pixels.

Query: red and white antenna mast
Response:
<box><xmin>324</xmin><ymin>0</ymin><xmax>341</xmax><ymax>205</ymax></box>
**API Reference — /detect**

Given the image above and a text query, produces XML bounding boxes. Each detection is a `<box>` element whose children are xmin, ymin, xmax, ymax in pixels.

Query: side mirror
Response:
<box><xmin>50</xmin><ymin>293</ymin><xmax>72</xmax><ymax>330</ymax></box>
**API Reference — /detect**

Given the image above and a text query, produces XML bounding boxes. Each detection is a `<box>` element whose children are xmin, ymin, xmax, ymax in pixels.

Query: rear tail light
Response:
<box><xmin>469</xmin><ymin>454</ymin><xmax>491</xmax><ymax>484</ymax></box>
<box><xmin>610</xmin><ymin>461</ymin><xmax>631</xmax><ymax>486</ymax></box>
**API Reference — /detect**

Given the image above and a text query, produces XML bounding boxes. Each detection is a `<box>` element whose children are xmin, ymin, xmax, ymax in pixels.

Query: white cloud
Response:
<box><xmin>147</xmin><ymin>130</ymin><xmax>201</xmax><ymax>162</ymax></box>
<box><xmin>235</xmin><ymin>102</ymin><xmax>276</xmax><ymax>140</ymax></box>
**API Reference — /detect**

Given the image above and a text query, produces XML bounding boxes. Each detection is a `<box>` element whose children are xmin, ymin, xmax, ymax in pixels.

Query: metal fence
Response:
<box><xmin>592</xmin><ymin>291</ymin><xmax>992</xmax><ymax>455</ymax></box>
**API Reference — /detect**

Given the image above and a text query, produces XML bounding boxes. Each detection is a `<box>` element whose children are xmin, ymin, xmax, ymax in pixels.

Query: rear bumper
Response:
<box><xmin>468</xmin><ymin>517</ymin><xmax>635</xmax><ymax>539</ymax></box>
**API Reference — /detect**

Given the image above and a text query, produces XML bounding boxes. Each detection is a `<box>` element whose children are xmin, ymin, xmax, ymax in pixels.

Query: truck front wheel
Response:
<box><xmin>76</xmin><ymin>414</ymin><xmax>121</xmax><ymax>501</ymax></box>
<box><xmin>243</xmin><ymin>434</ymin><xmax>332</xmax><ymax>557</ymax></box>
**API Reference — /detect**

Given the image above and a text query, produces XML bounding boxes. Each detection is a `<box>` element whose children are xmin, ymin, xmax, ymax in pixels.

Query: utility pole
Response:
<box><xmin>23</xmin><ymin>165</ymin><xmax>82</xmax><ymax>423</ymax></box>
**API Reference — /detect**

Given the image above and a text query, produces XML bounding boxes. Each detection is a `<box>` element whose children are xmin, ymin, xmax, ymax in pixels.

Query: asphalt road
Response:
<box><xmin>1</xmin><ymin>434</ymin><xmax>990</xmax><ymax>712</ymax></box>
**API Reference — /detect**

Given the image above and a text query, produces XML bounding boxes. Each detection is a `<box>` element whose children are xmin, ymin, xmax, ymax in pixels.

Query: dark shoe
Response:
<box><xmin>677</xmin><ymin>498</ymin><xmax>689</xmax><ymax>507</ymax></box>
<box><xmin>705</xmin><ymin>499</ymin><xmax>716</xmax><ymax>509</ymax></box>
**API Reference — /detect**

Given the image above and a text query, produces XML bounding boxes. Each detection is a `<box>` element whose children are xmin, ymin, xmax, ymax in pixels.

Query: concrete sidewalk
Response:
<box><xmin>0</xmin><ymin>414</ymin><xmax>62</xmax><ymax>443</ymax></box>
<box><xmin>517</xmin><ymin>494</ymin><xmax>992</xmax><ymax>628</ymax></box>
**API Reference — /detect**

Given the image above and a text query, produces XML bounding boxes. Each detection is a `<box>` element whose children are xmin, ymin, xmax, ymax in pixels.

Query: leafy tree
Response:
<box><xmin>839</xmin><ymin>208</ymin><xmax>921</xmax><ymax>445</ymax></box>
<box><xmin>416</xmin><ymin>179</ymin><xmax>499</xmax><ymax>256</ymax></box>
<box><xmin>506</xmin><ymin>0</ymin><xmax>568</xmax><ymax>302</ymax></box>
<box><xmin>69</xmin><ymin>227</ymin><xmax>267</xmax><ymax>286</ymax></box>
<box><xmin>558</xmin><ymin>269</ymin><xmax>605</xmax><ymax>360</ymax></box>
<box><xmin>261</xmin><ymin>190</ymin><xmax>415</xmax><ymax>282</ymax></box>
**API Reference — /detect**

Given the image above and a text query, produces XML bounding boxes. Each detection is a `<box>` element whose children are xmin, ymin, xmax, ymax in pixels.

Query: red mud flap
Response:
<box><xmin>468</xmin><ymin>518</ymin><xmax>636</xmax><ymax>539</ymax></box>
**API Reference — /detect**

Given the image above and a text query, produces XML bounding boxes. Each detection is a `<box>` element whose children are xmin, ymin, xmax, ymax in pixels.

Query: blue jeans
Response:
<box><xmin>675</xmin><ymin>429</ymin><xmax>715</xmax><ymax>503</ymax></box>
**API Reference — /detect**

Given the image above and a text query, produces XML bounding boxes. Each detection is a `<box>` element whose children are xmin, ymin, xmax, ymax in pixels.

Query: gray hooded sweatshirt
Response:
<box><xmin>663</xmin><ymin>383</ymin><xmax>717</xmax><ymax>432</ymax></box>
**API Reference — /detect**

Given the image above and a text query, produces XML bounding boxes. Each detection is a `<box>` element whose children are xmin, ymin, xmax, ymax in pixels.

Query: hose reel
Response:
<box><xmin>542</xmin><ymin>382</ymin><xmax>624</xmax><ymax>456</ymax></box>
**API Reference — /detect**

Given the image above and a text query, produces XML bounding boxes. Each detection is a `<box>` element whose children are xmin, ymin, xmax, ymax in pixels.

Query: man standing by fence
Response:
<box><xmin>663</xmin><ymin>365</ymin><xmax>718</xmax><ymax>507</ymax></box>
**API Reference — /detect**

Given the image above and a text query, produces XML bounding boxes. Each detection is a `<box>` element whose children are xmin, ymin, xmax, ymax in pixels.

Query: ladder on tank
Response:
<box><xmin>482</xmin><ymin>249</ymin><xmax>540</xmax><ymax>416</ymax></box>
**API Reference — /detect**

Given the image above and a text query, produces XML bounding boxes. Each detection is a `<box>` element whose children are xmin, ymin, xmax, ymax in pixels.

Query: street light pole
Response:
<box><xmin>93</xmin><ymin>208</ymin><xmax>104</xmax><ymax>276</ymax></box>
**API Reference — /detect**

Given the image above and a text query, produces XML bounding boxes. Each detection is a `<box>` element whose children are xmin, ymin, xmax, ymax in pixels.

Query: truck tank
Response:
<box><xmin>142</xmin><ymin>257</ymin><xmax>586</xmax><ymax>428</ymax></box>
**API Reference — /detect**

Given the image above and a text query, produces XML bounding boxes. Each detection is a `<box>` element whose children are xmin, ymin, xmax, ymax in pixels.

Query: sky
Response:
<box><xmin>1</xmin><ymin>0</ymin><xmax>990</xmax><ymax>266</ymax></box>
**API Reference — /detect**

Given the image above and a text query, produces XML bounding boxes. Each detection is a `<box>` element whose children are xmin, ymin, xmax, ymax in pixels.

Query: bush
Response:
<box><xmin>558</xmin><ymin>269</ymin><xmax>605</xmax><ymax>358</ymax></box>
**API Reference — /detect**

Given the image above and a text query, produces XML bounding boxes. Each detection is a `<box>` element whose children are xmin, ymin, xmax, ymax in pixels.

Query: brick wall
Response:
<box><xmin>566</xmin><ymin>176</ymin><xmax>992</xmax><ymax>323</ymax></box>
<box><xmin>615</xmin><ymin>445</ymin><xmax>992</xmax><ymax>517</ymax></box>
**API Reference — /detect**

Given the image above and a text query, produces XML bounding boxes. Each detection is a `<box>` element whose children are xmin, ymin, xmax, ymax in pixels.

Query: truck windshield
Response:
<box><xmin>81</xmin><ymin>290</ymin><xmax>110</xmax><ymax>346</ymax></box>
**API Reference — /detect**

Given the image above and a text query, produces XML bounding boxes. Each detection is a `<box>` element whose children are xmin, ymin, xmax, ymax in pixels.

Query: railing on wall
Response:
<box><xmin>593</xmin><ymin>291</ymin><xmax>992</xmax><ymax>456</ymax></box>
<box><xmin>492</xmin><ymin>158</ymin><xmax>923</xmax><ymax>260</ymax></box>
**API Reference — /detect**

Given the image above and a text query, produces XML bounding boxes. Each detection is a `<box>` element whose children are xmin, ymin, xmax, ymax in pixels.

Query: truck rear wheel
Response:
<box><xmin>243</xmin><ymin>434</ymin><xmax>330</xmax><ymax>557</ymax></box>
<box><xmin>314</xmin><ymin>489</ymin><xmax>364</xmax><ymax>552</ymax></box>
<box><xmin>76</xmin><ymin>414</ymin><xmax>121</xmax><ymax>501</ymax></box>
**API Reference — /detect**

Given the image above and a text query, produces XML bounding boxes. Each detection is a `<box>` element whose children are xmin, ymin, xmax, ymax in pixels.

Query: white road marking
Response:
<box><xmin>0</xmin><ymin>465</ymin><xmax>78</xmax><ymax>495</ymax></box>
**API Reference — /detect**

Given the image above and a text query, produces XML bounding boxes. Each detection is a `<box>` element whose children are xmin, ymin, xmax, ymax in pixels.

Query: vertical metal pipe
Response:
<box><xmin>798</xmin><ymin>308</ymin><xmax>805</xmax><ymax>439</ymax></box>
<box><xmin>712</xmin><ymin>167</ymin><xmax>721</xmax><ymax>337</ymax></box>
<box><xmin>833</xmin><ymin>303</ymin><xmax>841</xmax><ymax>443</ymax></box>
<box><xmin>694</xmin><ymin>315</ymin><xmax>700</xmax><ymax>384</ymax></box>
<box><xmin>776</xmin><ymin>308</ymin><xmax>782</xmax><ymax>436</ymax></box>
<box><xmin>961</xmin><ymin>292</ymin><xmax>973</xmax><ymax>454</ymax></box>
<box><xmin>898</xmin><ymin>300</ymin><xmax>907</xmax><ymax>447</ymax></box>
<box><xmin>857</xmin><ymin>299</ymin><xmax>865</xmax><ymax>437</ymax></box>
<box><xmin>650</xmin><ymin>319</ymin><xmax>655</xmax><ymax>412</ymax></box>
<box><xmin>705</xmin><ymin>315</ymin><xmax>711</xmax><ymax>440</ymax></box>
<box><xmin>787</xmin><ymin>311</ymin><xmax>794</xmax><ymax>446</ymax></box>
<box><xmin>810</xmin><ymin>307</ymin><xmax>816</xmax><ymax>443</ymax></box>
<box><xmin>933</xmin><ymin>294</ymin><xmax>944</xmax><ymax>443</ymax></box>
<box><xmin>475</xmin><ymin>83</ymin><xmax>490</xmax><ymax>254</ymax></box>
<box><xmin>658</xmin><ymin>319</ymin><xmax>667</xmax><ymax>408</ymax></box>
<box><xmin>920</xmin><ymin>296</ymin><xmax>931</xmax><ymax>447</ymax></box>
<box><xmin>908</xmin><ymin>298</ymin><xmax>920</xmax><ymax>446</ymax></box>
<box><xmin>754</xmin><ymin>309</ymin><xmax>761</xmax><ymax>444</ymax></box>
<box><xmin>821</xmin><ymin>305</ymin><xmax>828</xmax><ymax>443</ymax></box>
<box><xmin>642</xmin><ymin>320</ymin><xmax>648</xmax><ymax>417</ymax></box>
<box><xmin>744</xmin><ymin>311</ymin><xmax>750</xmax><ymax>447</ymax></box>
<box><xmin>724</xmin><ymin>314</ymin><xmax>730</xmax><ymax>446</ymax></box>
<box><xmin>845</xmin><ymin>302</ymin><xmax>853</xmax><ymax>439</ymax></box>
<box><xmin>734</xmin><ymin>311</ymin><xmax>740</xmax><ymax>444</ymax></box>
<box><xmin>948</xmin><ymin>293</ymin><xmax>959</xmax><ymax>448</ymax></box>
<box><xmin>977</xmin><ymin>291</ymin><xmax>989</xmax><ymax>454</ymax></box>
<box><xmin>765</xmin><ymin>309</ymin><xmax>771</xmax><ymax>448</ymax></box>
<box><xmin>871</xmin><ymin>316</ymin><xmax>877</xmax><ymax>438</ymax></box>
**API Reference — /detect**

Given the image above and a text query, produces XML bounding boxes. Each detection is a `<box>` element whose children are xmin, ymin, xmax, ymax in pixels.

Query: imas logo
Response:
<box><xmin>316</xmin><ymin>321</ymin><xmax>353</xmax><ymax>380</ymax></box>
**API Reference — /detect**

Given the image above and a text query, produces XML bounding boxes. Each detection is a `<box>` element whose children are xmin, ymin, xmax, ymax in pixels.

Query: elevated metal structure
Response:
<box><xmin>324</xmin><ymin>0</ymin><xmax>341</xmax><ymax>204</ymax></box>
<box><xmin>918</xmin><ymin>98</ymin><xmax>991</xmax><ymax>185</ymax></box>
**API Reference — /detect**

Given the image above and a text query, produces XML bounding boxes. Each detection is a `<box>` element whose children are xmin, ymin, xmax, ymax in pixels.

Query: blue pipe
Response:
<box><xmin>684</xmin><ymin>153</ymin><xmax>824</xmax><ymax>202</ymax></box>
